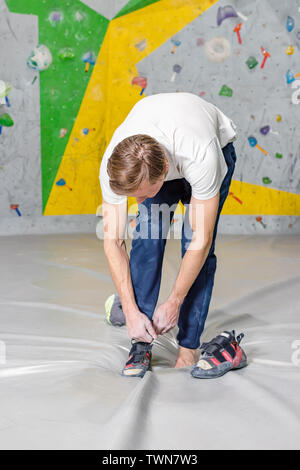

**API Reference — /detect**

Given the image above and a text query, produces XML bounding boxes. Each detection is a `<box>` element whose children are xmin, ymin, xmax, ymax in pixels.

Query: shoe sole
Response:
<box><xmin>191</xmin><ymin>359</ymin><xmax>248</xmax><ymax>379</ymax></box>
<box><xmin>104</xmin><ymin>294</ymin><xmax>115</xmax><ymax>325</ymax></box>
<box><xmin>122</xmin><ymin>363</ymin><xmax>152</xmax><ymax>378</ymax></box>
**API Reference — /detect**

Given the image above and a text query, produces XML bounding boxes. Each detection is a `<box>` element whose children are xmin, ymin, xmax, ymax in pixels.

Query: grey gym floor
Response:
<box><xmin>0</xmin><ymin>234</ymin><xmax>299</xmax><ymax>450</ymax></box>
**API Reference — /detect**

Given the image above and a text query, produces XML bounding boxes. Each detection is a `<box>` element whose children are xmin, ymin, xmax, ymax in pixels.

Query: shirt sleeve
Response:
<box><xmin>187</xmin><ymin>137</ymin><xmax>228</xmax><ymax>200</ymax></box>
<box><xmin>99</xmin><ymin>156</ymin><xmax>127</xmax><ymax>205</ymax></box>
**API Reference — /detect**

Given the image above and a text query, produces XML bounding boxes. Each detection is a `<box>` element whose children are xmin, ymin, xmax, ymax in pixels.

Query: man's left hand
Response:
<box><xmin>152</xmin><ymin>297</ymin><xmax>181</xmax><ymax>335</ymax></box>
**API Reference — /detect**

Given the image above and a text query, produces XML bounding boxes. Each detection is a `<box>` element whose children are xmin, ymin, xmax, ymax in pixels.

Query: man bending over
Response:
<box><xmin>100</xmin><ymin>92</ymin><xmax>247</xmax><ymax>379</ymax></box>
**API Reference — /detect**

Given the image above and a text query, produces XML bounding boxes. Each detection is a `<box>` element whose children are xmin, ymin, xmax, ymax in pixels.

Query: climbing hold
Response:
<box><xmin>286</xmin><ymin>70</ymin><xmax>295</xmax><ymax>84</ymax></box>
<box><xmin>82</xmin><ymin>52</ymin><xmax>96</xmax><ymax>72</ymax></box>
<box><xmin>82</xmin><ymin>128</ymin><xmax>89</xmax><ymax>135</ymax></box>
<box><xmin>275</xmin><ymin>153</ymin><xmax>283</xmax><ymax>159</ymax></box>
<box><xmin>49</xmin><ymin>11</ymin><xmax>63</xmax><ymax>23</ymax></box>
<box><xmin>219</xmin><ymin>85</ymin><xmax>233</xmax><ymax>97</ymax></box>
<box><xmin>260</xmin><ymin>47</ymin><xmax>271</xmax><ymax>69</ymax></box>
<box><xmin>276</xmin><ymin>114</ymin><xmax>282</xmax><ymax>122</ymax></box>
<box><xmin>217</xmin><ymin>5</ymin><xmax>237</xmax><ymax>25</ymax></box>
<box><xmin>27</xmin><ymin>45</ymin><xmax>52</xmax><ymax>71</ymax></box>
<box><xmin>135</xmin><ymin>39</ymin><xmax>146</xmax><ymax>52</ymax></box>
<box><xmin>297</xmin><ymin>31</ymin><xmax>300</xmax><ymax>41</ymax></box>
<box><xmin>0</xmin><ymin>113</ymin><xmax>14</xmax><ymax>127</ymax></box>
<box><xmin>56</xmin><ymin>178</ymin><xmax>72</xmax><ymax>191</ymax></box>
<box><xmin>248</xmin><ymin>136</ymin><xmax>257</xmax><ymax>147</ymax></box>
<box><xmin>132</xmin><ymin>76</ymin><xmax>147</xmax><ymax>95</ymax></box>
<box><xmin>286</xmin><ymin>45</ymin><xmax>295</xmax><ymax>56</ymax></box>
<box><xmin>196</xmin><ymin>38</ymin><xmax>205</xmax><ymax>46</ymax></box>
<box><xmin>246</xmin><ymin>56</ymin><xmax>258</xmax><ymax>70</ymax></box>
<box><xmin>10</xmin><ymin>204</ymin><xmax>21</xmax><ymax>216</ymax></box>
<box><xmin>262</xmin><ymin>177</ymin><xmax>272</xmax><ymax>184</ymax></box>
<box><xmin>171</xmin><ymin>39</ymin><xmax>181</xmax><ymax>54</ymax></box>
<box><xmin>0</xmin><ymin>81</ymin><xmax>12</xmax><ymax>105</ymax></box>
<box><xmin>256</xmin><ymin>216</ymin><xmax>266</xmax><ymax>229</ymax></box>
<box><xmin>171</xmin><ymin>65</ymin><xmax>182</xmax><ymax>82</ymax></box>
<box><xmin>60</xmin><ymin>128</ymin><xmax>67</xmax><ymax>138</ymax></box>
<box><xmin>286</xmin><ymin>16</ymin><xmax>295</xmax><ymax>32</ymax></box>
<box><xmin>233</xmin><ymin>23</ymin><xmax>243</xmax><ymax>44</ymax></box>
<box><xmin>260</xmin><ymin>126</ymin><xmax>270</xmax><ymax>136</ymax></box>
<box><xmin>75</xmin><ymin>11</ymin><xmax>84</xmax><ymax>22</ymax></box>
<box><xmin>0</xmin><ymin>85</ymin><xmax>4</xmax><ymax>102</ymax></box>
<box><xmin>217</xmin><ymin>5</ymin><xmax>247</xmax><ymax>26</ymax></box>
<box><xmin>59</xmin><ymin>48</ymin><xmax>75</xmax><ymax>61</ymax></box>
<box><xmin>260</xmin><ymin>125</ymin><xmax>278</xmax><ymax>136</ymax></box>
<box><xmin>248</xmin><ymin>136</ymin><xmax>268</xmax><ymax>155</ymax></box>
<box><xmin>204</xmin><ymin>37</ymin><xmax>231</xmax><ymax>63</ymax></box>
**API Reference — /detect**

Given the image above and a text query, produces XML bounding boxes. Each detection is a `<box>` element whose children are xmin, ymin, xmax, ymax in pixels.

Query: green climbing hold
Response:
<box><xmin>262</xmin><ymin>177</ymin><xmax>272</xmax><ymax>184</ymax></box>
<box><xmin>246</xmin><ymin>56</ymin><xmax>258</xmax><ymax>70</ymax></box>
<box><xmin>58</xmin><ymin>47</ymin><xmax>75</xmax><ymax>61</ymax></box>
<box><xmin>219</xmin><ymin>85</ymin><xmax>233</xmax><ymax>97</ymax></box>
<box><xmin>0</xmin><ymin>113</ymin><xmax>14</xmax><ymax>127</ymax></box>
<box><xmin>275</xmin><ymin>153</ymin><xmax>283</xmax><ymax>159</ymax></box>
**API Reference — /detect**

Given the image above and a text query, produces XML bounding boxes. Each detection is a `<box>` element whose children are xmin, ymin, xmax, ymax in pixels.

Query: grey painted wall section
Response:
<box><xmin>81</xmin><ymin>0</ymin><xmax>129</xmax><ymax>19</ymax></box>
<box><xmin>0</xmin><ymin>1</ymin><xmax>42</xmax><ymax>219</ymax></box>
<box><xmin>0</xmin><ymin>214</ymin><xmax>299</xmax><ymax>237</ymax></box>
<box><xmin>0</xmin><ymin>0</ymin><xmax>299</xmax><ymax>236</ymax></box>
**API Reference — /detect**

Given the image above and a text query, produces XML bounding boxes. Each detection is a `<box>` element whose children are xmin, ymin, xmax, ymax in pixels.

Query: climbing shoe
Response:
<box><xmin>122</xmin><ymin>340</ymin><xmax>153</xmax><ymax>378</ymax></box>
<box><xmin>191</xmin><ymin>330</ymin><xmax>247</xmax><ymax>379</ymax></box>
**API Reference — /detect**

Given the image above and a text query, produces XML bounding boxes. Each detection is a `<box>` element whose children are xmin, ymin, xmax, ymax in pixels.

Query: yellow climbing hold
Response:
<box><xmin>286</xmin><ymin>45</ymin><xmax>295</xmax><ymax>55</ymax></box>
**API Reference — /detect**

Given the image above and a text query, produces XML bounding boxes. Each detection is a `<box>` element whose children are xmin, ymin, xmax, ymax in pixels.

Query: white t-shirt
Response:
<box><xmin>99</xmin><ymin>92</ymin><xmax>237</xmax><ymax>204</ymax></box>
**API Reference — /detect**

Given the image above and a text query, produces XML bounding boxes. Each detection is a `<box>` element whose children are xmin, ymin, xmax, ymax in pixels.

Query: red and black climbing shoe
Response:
<box><xmin>191</xmin><ymin>330</ymin><xmax>247</xmax><ymax>379</ymax></box>
<box><xmin>122</xmin><ymin>341</ymin><xmax>153</xmax><ymax>378</ymax></box>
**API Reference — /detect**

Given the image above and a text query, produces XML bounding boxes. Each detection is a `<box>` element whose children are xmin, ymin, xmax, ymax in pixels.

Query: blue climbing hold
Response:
<box><xmin>56</xmin><ymin>178</ymin><xmax>66</xmax><ymax>186</ymax></box>
<box><xmin>286</xmin><ymin>16</ymin><xmax>295</xmax><ymax>33</ymax></box>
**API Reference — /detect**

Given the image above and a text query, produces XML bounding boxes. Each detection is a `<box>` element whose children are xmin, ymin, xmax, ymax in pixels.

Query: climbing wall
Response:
<box><xmin>0</xmin><ymin>0</ymin><xmax>299</xmax><ymax>235</ymax></box>
<box><xmin>136</xmin><ymin>0</ymin><xmax>300</xmax><ymax>233</ymax></box>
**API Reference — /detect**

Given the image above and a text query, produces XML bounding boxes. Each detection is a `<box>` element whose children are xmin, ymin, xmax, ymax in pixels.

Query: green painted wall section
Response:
<box><xmin>5</xmin><ymin>0</ymin><xmax>109</xmax><ymax>211</ymax></box>
<box><xmin>114</xmin><ymin>0</ymin><xmax>161</xmax><ymax>19</ymax></box>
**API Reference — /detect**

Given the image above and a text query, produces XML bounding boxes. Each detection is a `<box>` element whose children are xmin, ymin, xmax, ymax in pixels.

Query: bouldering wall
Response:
<box><xmin>0</xmin><ymin>0</ymin><xmax>299</xmax><ymax>235</ymax></box>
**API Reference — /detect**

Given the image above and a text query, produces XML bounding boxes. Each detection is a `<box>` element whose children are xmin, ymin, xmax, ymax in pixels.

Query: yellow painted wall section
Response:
<box><xmin>221</xmin><ymin>180</ymin><xmax>300</xmax><ymax>215</ymax></box>
<box><xmin>44</xmin><ymin>0</ymin><xmax>218</xmax><ymax>216</ymax></box>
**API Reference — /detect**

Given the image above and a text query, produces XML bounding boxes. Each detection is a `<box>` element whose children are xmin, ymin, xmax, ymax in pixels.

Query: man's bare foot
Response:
<box><xmin>175</xmin><ymin>346</ymin><xmax>198</xmax><ymax>368</ymax></box>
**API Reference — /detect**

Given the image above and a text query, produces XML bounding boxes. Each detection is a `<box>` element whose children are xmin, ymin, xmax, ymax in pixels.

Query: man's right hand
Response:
<box><xmin>125</xmin><ymin>309</ymin><xmax>157</xmax><ymax>343</ymax></box>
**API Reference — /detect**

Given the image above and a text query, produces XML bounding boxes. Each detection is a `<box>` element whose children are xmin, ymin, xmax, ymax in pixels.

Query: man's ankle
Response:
<box><xmin>175</xmin><ymin>346</ymin><xmax>198</xmax><ymax>368</ymax></box>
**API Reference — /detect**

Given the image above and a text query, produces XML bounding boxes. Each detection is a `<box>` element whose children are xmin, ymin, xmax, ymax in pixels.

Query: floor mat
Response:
<box><xmin>0</xmin><ymin>234</ymin><xmax>299</xmax><ymax>449</ymax></box>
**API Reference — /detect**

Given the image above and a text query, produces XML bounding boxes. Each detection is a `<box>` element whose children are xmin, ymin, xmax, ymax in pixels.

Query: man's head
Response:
<box><xmin>107</xmin><ymin>134</ymin><xmax>169</xmax><ymax>204</ymax></box>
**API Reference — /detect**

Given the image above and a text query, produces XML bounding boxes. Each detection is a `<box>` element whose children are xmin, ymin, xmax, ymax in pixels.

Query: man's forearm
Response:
<box><xmin>104</xmin><ymin>240</ymin><xmax>138</xmax><ymax>316</ymax></box>
<box><xmin>169</xmin><ymin>241</ymin><xmax>211</xmax><ymax>304</ymax></box>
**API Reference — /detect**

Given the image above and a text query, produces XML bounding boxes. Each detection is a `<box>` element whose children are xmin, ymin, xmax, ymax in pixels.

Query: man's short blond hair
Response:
<box><xmin>107</xmin><ymin>134</ymin><xmax>167</xmax><ymax>195</ymax></box>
